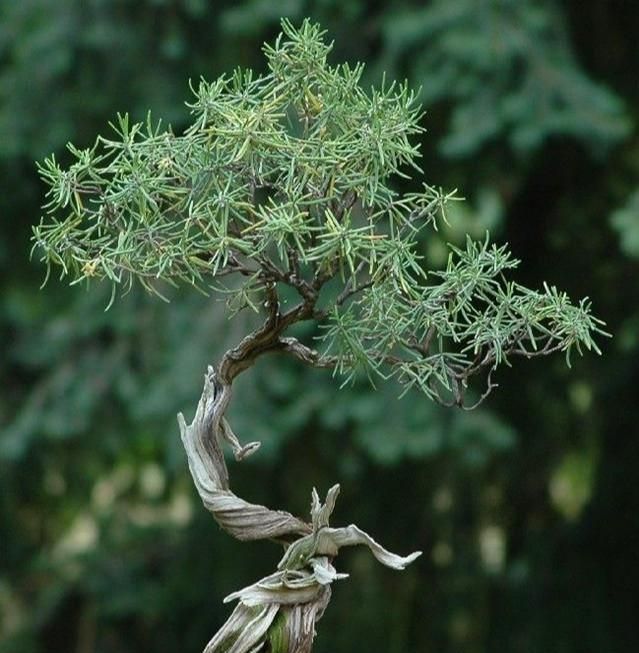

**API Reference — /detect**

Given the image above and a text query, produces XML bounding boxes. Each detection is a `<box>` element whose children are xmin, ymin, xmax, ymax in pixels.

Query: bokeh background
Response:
<box><xmin>1</xmin><ymin>1</ymin><xmax>638</xmax><ymax>652</ymax></box>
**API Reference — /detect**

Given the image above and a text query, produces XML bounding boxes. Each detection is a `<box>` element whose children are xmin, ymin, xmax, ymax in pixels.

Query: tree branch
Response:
<box><xmin>276</xmin><ymin>337</ymin><xmax>339</xmax><ymax>368</ymax></box>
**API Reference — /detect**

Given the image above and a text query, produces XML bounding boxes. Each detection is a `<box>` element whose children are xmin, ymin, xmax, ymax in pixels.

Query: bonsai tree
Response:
<box><xmin>33</xmin><ymin>20</ymin><xmax>605</xmax><ymax>653</ymax></box>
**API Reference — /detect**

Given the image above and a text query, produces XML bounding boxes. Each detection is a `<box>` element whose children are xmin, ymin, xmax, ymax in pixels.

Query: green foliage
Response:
<box><xmin>323</xmin><ymin>235</ymin><xmax>605</xmax><ymax>402</ymax></box>
<box><xmin>34</xmin><ymin>20</ymin><xmax>428</xmax><ymax>293</ymax></box>
<box><xmin>33</xmin><ymin>19</ymin><xmax>603</xmax><ymax>407</ymax></box>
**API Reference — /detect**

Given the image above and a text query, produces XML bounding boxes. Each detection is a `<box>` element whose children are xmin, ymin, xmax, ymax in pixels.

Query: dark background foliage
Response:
<box><xmin>1</xmin><ymin>1</ymin><xmax>638</xmax><ymax>652</ymax></box>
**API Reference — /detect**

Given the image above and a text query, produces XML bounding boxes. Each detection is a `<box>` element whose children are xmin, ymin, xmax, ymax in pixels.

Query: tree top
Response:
<box><xmin>33</xmin><ymin>19</ymin><xmax>606</xmax><ymax>406</ymax></box>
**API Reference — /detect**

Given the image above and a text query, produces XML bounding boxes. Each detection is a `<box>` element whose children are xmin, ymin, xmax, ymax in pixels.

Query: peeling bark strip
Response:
<box><xmin>178</xmin><ymin>367</ymin><xmax>421</xmax><ymax>653</ymax></box>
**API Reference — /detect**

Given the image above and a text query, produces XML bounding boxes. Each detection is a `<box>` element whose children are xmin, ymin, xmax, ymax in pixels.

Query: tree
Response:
<box><xmin>33</xmin><ymin>20</ymin><xmax>605</xmax><ymax>653</ymax></box>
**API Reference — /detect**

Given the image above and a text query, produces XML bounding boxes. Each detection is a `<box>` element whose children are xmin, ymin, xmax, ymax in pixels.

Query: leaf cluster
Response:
<box><xmin>322</xmin><ymin>235</ymin><xmax>605</xmax><ymax>406</ymax></box>
<box><xmin>33</xmin><ymin>19</ymin><xmax>606</xmax><ymax>405</ymax></box>
<box><xmin>34</xmin><ymin>20</ymin><xmax>427</xmax><ymax>301</ymax></box>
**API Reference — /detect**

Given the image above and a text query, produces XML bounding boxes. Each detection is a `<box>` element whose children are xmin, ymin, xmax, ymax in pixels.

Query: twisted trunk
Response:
<box><xmin>178</xmin><ymin>367</ymin><xmax>311</xmax><ymax>542</ymax></box>
<box><xmin>177</xmin><ymin>316</ymin><xmax>421</xmax><ymax>652</ymax></box>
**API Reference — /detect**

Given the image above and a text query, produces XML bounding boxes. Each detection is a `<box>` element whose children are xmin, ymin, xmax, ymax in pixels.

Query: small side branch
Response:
<box><xmin>276</xmin><ymin>337</ymin><xmax>339</xmax><ymax>368</ymax></box>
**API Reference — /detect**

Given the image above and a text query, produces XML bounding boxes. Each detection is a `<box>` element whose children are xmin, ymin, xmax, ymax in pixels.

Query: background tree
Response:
<box><xmin>2</xmin><ymin>2</ymin><xmax>638</xmax><ymax>653</ymax></box>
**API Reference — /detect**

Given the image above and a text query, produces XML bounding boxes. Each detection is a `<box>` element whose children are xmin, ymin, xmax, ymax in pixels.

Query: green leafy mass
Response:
<box><xmin>33</xmin><ymin>19</ymin><xmax>606</xmax><ymax>407</ymax></box>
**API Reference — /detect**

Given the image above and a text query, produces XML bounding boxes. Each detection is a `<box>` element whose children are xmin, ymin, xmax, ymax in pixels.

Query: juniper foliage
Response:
<box><xmin>33</xmin><ymin>19</ymin><xmax>603</xmax><ymax>407</ymax></box>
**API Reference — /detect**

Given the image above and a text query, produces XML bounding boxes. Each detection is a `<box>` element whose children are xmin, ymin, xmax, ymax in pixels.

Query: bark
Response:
<box><xmin>178</xmin><ymin>360</ymin><xmax>421</xmax><ymax>652</ymax></box>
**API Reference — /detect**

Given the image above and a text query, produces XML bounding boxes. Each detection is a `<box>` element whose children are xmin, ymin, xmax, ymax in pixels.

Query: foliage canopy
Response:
<box><xmin>33</xmin><ymin>19</ymin><xmax>605</xmax><ymax>407</ymax></box>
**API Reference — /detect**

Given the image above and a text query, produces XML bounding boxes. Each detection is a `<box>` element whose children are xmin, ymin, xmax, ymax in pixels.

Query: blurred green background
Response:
<box><xmin>1</xmin><ymin>1</ymin><xmax>638</xmax><ymax>652</ymax></box>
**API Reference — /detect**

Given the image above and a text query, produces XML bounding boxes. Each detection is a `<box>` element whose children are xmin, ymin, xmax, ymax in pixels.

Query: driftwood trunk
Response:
<box><xmin>178</xmin><ymin>366</ymin><xmax>421</xmax><ymax>653</ymax></box>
